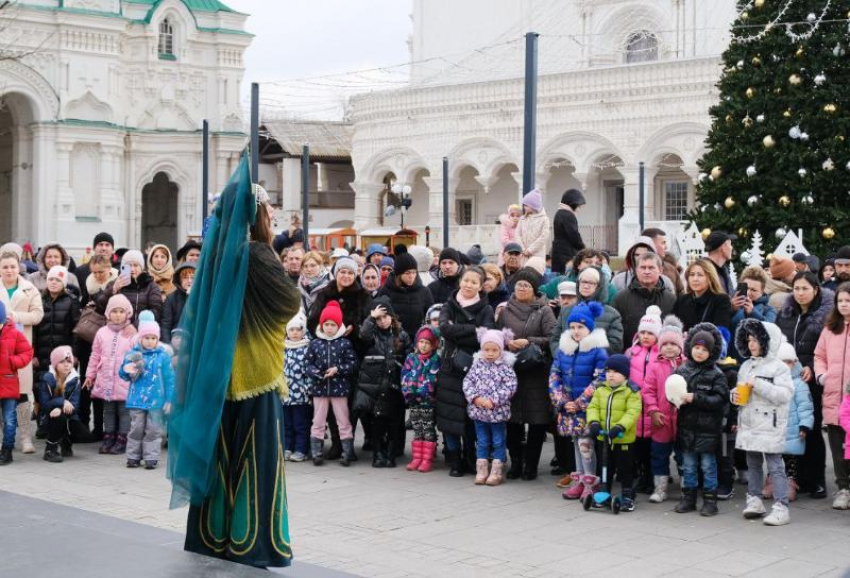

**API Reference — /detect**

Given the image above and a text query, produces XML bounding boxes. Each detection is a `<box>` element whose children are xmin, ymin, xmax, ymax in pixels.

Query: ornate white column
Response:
<box><xmin>619</xmin><ymin>165</ymin><xmax>642</xmax><ymax>255</ymax></box>
<box><xmin>423</xmin><ymin>175</ymin><xmax>458</xmax><ymax>249</ymax></box>
<box><xmin>351</xmin><ymin>181</ymin><xmax>385</xmax><ymax>230</ymax></box>
<box><xmin>29</xmin><ymin>124</ymin><xmax>55</xmax><ymax>244</ymax></box>
<box><xmin>55</xmin><ymin>142</ymin><xmax>75</xmax><ymax>221</ymax></box>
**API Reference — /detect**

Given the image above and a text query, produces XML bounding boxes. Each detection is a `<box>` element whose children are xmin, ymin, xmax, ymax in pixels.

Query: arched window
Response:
<box><xmin>158</xmin><ymin>18</ymin><xmax>175</xmax><ymax>58</ymax></box>
<box><xmin>625</xmin><ymin>31</ymin><xmax>658</xmax><ymax>63</ymax></box>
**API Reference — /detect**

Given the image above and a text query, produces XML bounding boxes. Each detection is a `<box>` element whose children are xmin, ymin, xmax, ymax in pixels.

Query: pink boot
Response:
<box><xmin>407</xmin><ymin>440</ymin><xmax>423</xmax><ymax>471</ymax></box>
<box><xmin>475</xmin><ymin>459</ymin><xmax>490</xmax><ymax>485</ymax></box>
<box><xmin>580</xmin><ymin>474</ymin><xmax>600</xmax><ymax>502</ymax></box>
<box><xmin>418</xmin><ymin>441</ymin><xmax>436</xmax><ymax>473</ymax></box>
<box><xmin>562</xmin><ymin>473</ymin><xmax>584</xmax><ymax>500</ymax></box>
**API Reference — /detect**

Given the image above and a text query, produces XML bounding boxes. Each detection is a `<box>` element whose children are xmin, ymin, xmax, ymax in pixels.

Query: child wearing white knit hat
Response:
<box><xmin>628</xmin><ymin>305</ymin><xmax>663</xmax><ymax>495</ymax></box>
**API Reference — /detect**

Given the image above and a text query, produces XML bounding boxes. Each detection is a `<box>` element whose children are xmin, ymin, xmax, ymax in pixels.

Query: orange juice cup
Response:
<box><xmin>735</xmin><ymin>383</ymin><xmax>753</xmax><ymax>406</ymax></box>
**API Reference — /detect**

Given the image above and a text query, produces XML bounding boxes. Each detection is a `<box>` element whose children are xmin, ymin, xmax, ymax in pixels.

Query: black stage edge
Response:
<box><xmin>0</xmin><ymin>490</ymin><xmax>360</xmax><ymax>578</ymax></box>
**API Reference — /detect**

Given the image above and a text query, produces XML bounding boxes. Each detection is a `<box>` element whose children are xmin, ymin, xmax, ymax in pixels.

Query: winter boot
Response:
<box><xmin>339</xmin><ymin>439</ymin><xmax>355</xmax><ymax>467</ymax></box>
<box><xmin>310</xmin><ymin>437</ymin><xmax>324</xmax><ymax>466</ymax></box>
<box><xmin>99</xmin><ymin>432</ymin><xmax>115</xmax><ymax>454</ymax></box>
<box><xmin>418</xmin><ymin>441</ymin><xmax>436</xmax><ymax>473</ymax></box>
<box><xmin>562</xmin><ymin>473</ymin><xmax>585</xmax><ymax>500</ymax></box>
<box><xmin>0</xmin><ymin>446</ymin><xmax>12</xmax><ymax>465</ymax></box>
<box><xmin>579</xmin><ymin>474</ymin><xmax>600</xmax><ymax>502</ymax></box>
<box><xmin>763</xmin><ymin>502</ymin><xmax>790</xmax><ymax>526</ymax></box>
<box><xmin>326</xmin><ymin>432</ymin><xmax>342</xmax><ymax>461</ymax></box>
<box><xmin>762</xmin><ymin>475</ymin><xmax>773</xmax><ymax>499</ymax></box>
<box><xmin>522</xmin><ymin>441</ymin><xmax>542</xmax><ymax>481</ymax></box>
<box><xmin>43</xmin><ymin>441</ymin><xmax>63</xmax><ymax>463</ymax></box>
<box><xmin>474</xmin><ymin>459</ymin><xmax>490</xmax><ymax>485</ymax></box>
<box><xmin>649</xmin><ymin>475</ymin><xmax>669</xmax><ymax>503</ymax></box>
<box><xmin>506</xmin><ymin>445</ymin><xmax>524</xmax><ymax>480</ymax></box>
<box><xmin>486</xmin><ymin>459</ymin><xmax>505</xmax><ymax>486</ymax></box>
<box><xmin>109</xmin><ymin>433</ymin><xmax>127</xmax><ymax>454</ymax></box>
<box><xmin>17</xmin><ymin>403</ymin><xmax>34</xmax><ymax>454</ymax></box>
<box><xmin>407</xmin><ymin>440</ymin><xmax>423</xmax><ymax>471</ymax></box>
<box><xmin>621</xmin><ymin>488</ymin><xmax>636</xmax><ymax>512</ymax></box>
<box><xmin>674</xmin><ymin>488</ymin><xmax>698</xmax><ymax>513</ymax></box>
<box><xmin>60</xmin><ymin>438</ymin><xmax>73</xmax><ymax>458</ymax></box>
<box><xmin>447</xmin><ymin>450</ymin><xmax>464</xmax><ymax>477</ymax></box>
<box><xmin>700</xmin><ymin>491</ymin><xmax>719</xmax><ymax>517</ymax></box>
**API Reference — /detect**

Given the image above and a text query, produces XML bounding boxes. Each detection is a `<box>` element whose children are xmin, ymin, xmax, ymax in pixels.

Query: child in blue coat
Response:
<box><xmin>119</xmin><ymin>311</ymin><xmax>175</xmax><ymax>470</ymax></box>
<box><xmin>548</xmin><ymin>301</ymin><xmax>608</xmax><ymax>499</ymax></box>
<box><xmin>283</xmin><ymin>313</ymin><xmax>313</xmax><ymax>462</ymax></box>
<box><xmin>36</xmin><ymin>346</ymin><xmax>80</xmax><ymax>463</ymax></box>
<box><xmin>776</xmin><ymin>342</ymin><xmax>814</xmax><ymax>502</ymax></box>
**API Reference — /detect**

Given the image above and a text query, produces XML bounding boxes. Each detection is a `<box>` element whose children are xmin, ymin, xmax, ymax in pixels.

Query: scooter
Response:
<box><xmin>583</xmin><ymin>429</ymin><xmax>624</xmax><ymax>514</ymax></box>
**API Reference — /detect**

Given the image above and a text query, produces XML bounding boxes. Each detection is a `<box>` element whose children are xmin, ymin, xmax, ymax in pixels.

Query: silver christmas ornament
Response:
<box><xmin>798</xmin><ymin>168</ymin><xmax>807</xmax><ymax>177</ymax></box>
<box><xmin>737</xmin><ymin>60</ymin><xmax>745</xmax><ymax>69</ymax></box>
<box><xmin>775</xmin><ymin>227</ymin><xmax>788</xmax><ymax>239</ymax></box>
<box><xmin>756</xmin><ymin>114</ymin><xmax>765</xmax><ymax>123</ymax></box>
<box><xmin>800</xmin><ymin>132</ymin><xmax>809</xmax><ymax>141</ymax></box>
<box><xmin>802</xmin><ymin>194</ymin><xmax>814</xmax><ymax>205</ymax></box>
<box><xmin>814</xmin><ymin>73</ymin><xmax>827</xmax><ymax>86</ymax></box>
<box><xmin>789</xmin><ymin>125</ymin><xmax>801</xmax><ymax>139</ymax></box>
<box><xmin>747</xmin><ymin>195</ymin><xmax>760</xmax><ymax>207</ymax></box>
<box><xmin>746</xmin><ymin>165</ymin><xmax>757</xmax><ymax>177</ymax></box>
<box><xmin>698</xmin><ymin>172</ymin><xmax>707</xmax><ymax>183</ymax></box>
<box><xmin>806</xmin><ymin>12</ymin><xmax>817</xmax><ymax>22</ymax></box>
<box><xmin>823</xmin><ymin>158</ymin><xmax>835</xmax><ymax>171</ymax></box>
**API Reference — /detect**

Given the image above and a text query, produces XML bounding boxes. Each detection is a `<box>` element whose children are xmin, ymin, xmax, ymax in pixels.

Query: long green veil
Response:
<box><xmin>167</xmin><ymin>154</ymin><xmax>256</xmax><ymax>508</ymax></box>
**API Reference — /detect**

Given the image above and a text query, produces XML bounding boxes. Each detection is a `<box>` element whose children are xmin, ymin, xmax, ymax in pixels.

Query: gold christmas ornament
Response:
<box><xmin>752</xmin><ymin>56</ymin><xmax>762</xmax><ymax>65</ymax></box>
<box><xmin>779</xmin><ymin>195</ymin><xmax>791</xmax><ymax>207</ymax></box>
<box><xmin>701</xmin><ymin>228</ymin><xmax>712</xmax><ymax>240</ymax></box>
<box><xmin>743</xmin><ymin>115</ymin><xmax>753</xmax><ymax>127</ymax></box>
<box><xmin>823</xmin><ymin>227</ymin><xmax>836</xmax><ymax>240</ymax></box>
<box><xmin>724</xmin><ymin>196</ymin><xmax>736</xmax><ymax>209</ymax></box>
<box><xmin>789</xmin><ymin>74</ymin><xmax>802</xmax><ymax>85</ymax></box>
<box><xmin>746</xmin><ymin>87</ymin><xmax>755</xmax><ymax>98</ymax></box>
<box><xmin>741</xmin><ymin>11</ymin><xmax>749</xmax><ymax>20</ymax></box>
<box><xmin>783</xmin><ymin>109</ymin><xmax>792</xmax><ymax>118</ymax></box>
<box><xmin>762</xmin><ymin>135</ymin><xmax>776</xmax><ymax>148</ymax></box>
<box><xmin>738</xmin><ymin>227</ymin><xmax>749</xmax><ymax>237</ymax></box>
<box><xmin>710</xmin><ymin>166</ymin><xmax>722</xmax><ymax>179</ymax></box>
<box><xmin>725</xmin><ymin>114</ymin><xmax>733</xmax><ymax>123</ymax></box>
<box><xmin>755</xmin><ymin>0</ymin><xmax>765</xmax><ymax>7</ymax></box>
<box><xmin>796</xmin><ymin>47</ymin><xmax>804</xmax><ymax>58</ymax></box>
<box><xmin>824</xmin><ymin>103</ymin><xmax>838</xmax><ymax>113</ymax></box>
<box><xmin>774</xmin><ymin>88</ymin><xmax>782</xmax><ymax>95</ymax></box>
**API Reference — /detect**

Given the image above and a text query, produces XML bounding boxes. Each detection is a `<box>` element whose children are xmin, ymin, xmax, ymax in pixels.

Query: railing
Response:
<box><xmin>579</xmin><ymin>225</ymin><xmax>618</xmax><ymax>255</ymax></box>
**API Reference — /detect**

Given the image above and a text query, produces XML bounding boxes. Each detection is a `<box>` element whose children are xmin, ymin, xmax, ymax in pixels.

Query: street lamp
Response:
<box><xmin>390</xmin><ymin>183</ymin><xmax>413</xmax><ymax>229</ymax></box>
<box><xmin>424</xmin><ymin>225</ymin><xmax>430</xmax><ymax>247</ymax></box>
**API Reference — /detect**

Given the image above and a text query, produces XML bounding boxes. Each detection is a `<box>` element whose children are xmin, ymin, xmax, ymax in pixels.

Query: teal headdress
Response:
<box><xmin>167</xmin><ymin>154</ymin><xmax>256</xmax><ymax>508</ymax></box>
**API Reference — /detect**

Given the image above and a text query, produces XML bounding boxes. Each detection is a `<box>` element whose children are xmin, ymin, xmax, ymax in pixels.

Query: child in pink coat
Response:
<box><xmin>85</xmin><ymin>294</ymin><xmax>137</xmax><ymax>455</ymax></box>
<box><xmin>643</xmin><ymin>315</ymin><xmax>686</xmax><ymax>502</ymax></box>
<box><xmin>840</xmin><ymin>391</ymin><xmax>850</xmax><ymax>463</ymax></box>
<box><xmin>498</xmin><ymin>204</ymin><xmax>521</xmax><ymax>266</ymax></box>
<box><xmin>628</xmin><ymin>305</ymin><xmax>662</xmax><ymax>494</ymax></box>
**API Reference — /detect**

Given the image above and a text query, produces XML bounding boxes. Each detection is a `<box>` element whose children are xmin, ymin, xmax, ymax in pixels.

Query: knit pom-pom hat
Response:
<box><xmin>566</xmin><ymin>301</ymin><xmax>604</xmax><ymax>332</ymax></box>
<box><xmin>105</xmin><ymin>294</ymin><xmax>133</xmax><ymax>318</ymax></box>
<box><xmin>658</xmin><ymin>315</ymin><xmax>685</xmax><ymax>351</ymax></box>
<box><xmin>476</xmin><ymin>327</ymin><xmax>514</xmax><ymax>352</ymax></box>
<box><xmin>137</xmin><ymin>310</ymin><xmax>160</xmax><ymax>341</ymax></box>
<box><xmin>638</xmin><ymin>305</ymin><xmax>663</xmax><ymax>337</ymax></box>
<box><xmin>319</xmin><ymin>300</ymin><xmax>343</xmax><ymax>328</ymax></box>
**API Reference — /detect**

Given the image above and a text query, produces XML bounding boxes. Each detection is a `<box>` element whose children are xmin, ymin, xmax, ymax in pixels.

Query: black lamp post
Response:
<box><xmin>425</xmin><ymin>225</ymin><xmax>430</xmax><ymax>247</ymax></box>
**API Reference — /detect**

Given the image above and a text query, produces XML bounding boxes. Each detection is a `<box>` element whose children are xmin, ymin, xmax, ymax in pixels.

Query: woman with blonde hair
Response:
<box><xmin>298</xmin><ymin>250</ymin><xmax>330</xmax><ymax>312</ymax></box>
<box><xmin>481</xmin><ymin>263</ymin><xmax>509</xmax><ymax>311</ymax></box>
<box><xmin>672</xmin><ymin>258</ymin><xmax>733</xmax><ymax>333</ymax></box>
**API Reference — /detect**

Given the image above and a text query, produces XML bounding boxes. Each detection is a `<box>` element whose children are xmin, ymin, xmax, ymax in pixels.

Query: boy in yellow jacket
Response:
<box><xmin>586</xmin><ymin>354</ymin><xmax>642</xmax><ymax>511</ymax></box>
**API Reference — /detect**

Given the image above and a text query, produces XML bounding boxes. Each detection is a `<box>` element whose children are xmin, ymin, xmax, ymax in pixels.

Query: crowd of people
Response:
<box><xmin>1</xmin><ymin>187</ymin><xmax>850</xmax><ymax>530</ymax></box>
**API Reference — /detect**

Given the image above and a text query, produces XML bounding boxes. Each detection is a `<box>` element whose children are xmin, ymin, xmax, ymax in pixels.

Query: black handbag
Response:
<box><xmin>514</xmin><ymin>343</ymin><xmax>546</xmax><ymax>373</ymax></box>
<box><xmin>451</xmin><ymin>349</ymin><xmax>474</xmax><ymax>374</ymax></box>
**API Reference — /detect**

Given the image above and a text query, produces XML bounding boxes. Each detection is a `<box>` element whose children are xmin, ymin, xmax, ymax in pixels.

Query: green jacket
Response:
<box><xmin>586</xmin><ymin>380</ymin><xmax>642</xmax><ymax>445</ymax></box>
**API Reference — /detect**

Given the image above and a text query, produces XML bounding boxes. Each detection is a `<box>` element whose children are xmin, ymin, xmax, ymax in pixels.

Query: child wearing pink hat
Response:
<box><xmin>462</xmin><ymin>328</ymin><xmax>518</xmax><ymax>486</ymax></box>
<box><xmin>628</xmin><ymin>305</ymin><xmax>663</xmax><ymax>495</ymax></box>
<box><xmin>642</xmin><ymin>315</ymin><xmax>686</xmax><ymax>502</ymax></box>
<box><xmin>516</xmin><ymin>189</ymin><xmax>549</xmax><ymax>261</ymax></box>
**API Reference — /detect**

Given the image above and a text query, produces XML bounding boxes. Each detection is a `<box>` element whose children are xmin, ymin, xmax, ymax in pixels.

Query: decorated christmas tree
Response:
<box><xmin>693</xmin><ymin>0</ymin><xmax>850</xmax><ymax>259</ymax></box>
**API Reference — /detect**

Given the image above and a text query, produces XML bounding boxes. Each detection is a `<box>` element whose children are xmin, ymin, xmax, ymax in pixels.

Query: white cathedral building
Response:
<box><xmin>346</xmin><ymin>0</ymin><xmax>738</xmax><ymax>255</ymax></box>
<box><xmin>0</xmin><ymin>0</ymin><xmax>249</xmax><ymax>252</ymax></box>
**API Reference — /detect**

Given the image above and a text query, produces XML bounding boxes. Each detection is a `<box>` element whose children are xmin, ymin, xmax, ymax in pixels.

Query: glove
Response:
<box><xmin>588</xmin><ymin>422</ymin><xmax>601</xmax><ymax>439</ymax></box>
<box><xmin>608</xmin><ymin>425</ymin><xmax>625</xmax><ymax>440</ymax></box>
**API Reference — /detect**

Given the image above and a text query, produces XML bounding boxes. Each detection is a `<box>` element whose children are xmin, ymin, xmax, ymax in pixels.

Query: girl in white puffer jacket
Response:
<box><xmin>733</xmin><ymin>320</ymin><xmax>794</xmax><ymax>526</ymax></box>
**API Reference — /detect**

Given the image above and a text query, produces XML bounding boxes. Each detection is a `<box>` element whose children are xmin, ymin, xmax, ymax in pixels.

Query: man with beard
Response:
<box><xmin>824</xmin><ymin>246</ymin><xmax>850</xmax><ymax>291</ymax></box>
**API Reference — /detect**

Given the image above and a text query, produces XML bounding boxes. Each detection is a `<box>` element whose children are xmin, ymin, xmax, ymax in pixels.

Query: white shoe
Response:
<box><xmin>763</xmin><ymin>503</ymin><xmax>790</xmax><ymax>526</ymax></box>
<box><xmin>832</xmin><ymin>489</ymin><xmax>850</xmax><ymax>510</ymax></box>
<box><xmin>284</xmin><ymin>450</ymin><xmax>293</xmax><ymax>461</ymax></box>
<box><xmin>290</xmin><ymin>451</ymin><xmax>307</xmax><ymax>462</ymax></box>
<box><xmin>743</xmin><ymin>494</ymin><xmax>767</xmax><ymax>519</ymax></box>
<box><xmin>649</xmin><ymin>475</ymin><xmax>668</xmax><ymax>503</ymax></box>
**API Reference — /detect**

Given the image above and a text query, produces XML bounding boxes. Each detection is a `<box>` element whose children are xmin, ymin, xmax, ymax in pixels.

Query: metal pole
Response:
<box><xmin>442</xmin><ymin>156</ymin><xmax>449</xmax><ymax>249</ymax></box>
<box><xmin>202</xmin><ymin>119</ymin><xmax>209</xmax><ymax>223</ymax></box>
<box><xmin>522</xmin><ymin>32</ymin><xmax>539</xmax><ymax>195</ymax></box>
<box><xmin>639</xmin><ymin>161</ymin><xmax>645</xmax><ymax>232</ymax></box>
<box><xmin>302</xmin><ymin>145</ymin><xmax>310</xmax><ymax>246</ymax></box>
<box><xmin>250</xmin><ymin>83</ymin><xmax>259</xmax><ymax>184</ymax></box>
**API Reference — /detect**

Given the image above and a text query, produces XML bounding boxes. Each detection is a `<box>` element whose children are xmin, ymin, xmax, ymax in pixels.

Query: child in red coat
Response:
<box><xmin>0</xmin><ymin>301</ymin><xmax>34</xmax><ymax>465</ymax></box>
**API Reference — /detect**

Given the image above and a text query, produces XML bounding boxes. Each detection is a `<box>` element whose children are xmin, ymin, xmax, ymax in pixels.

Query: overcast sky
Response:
<box><xmin>226</xmin><ymin>1</ymin><xmax>412</xmax><ymax>87</ymax></box>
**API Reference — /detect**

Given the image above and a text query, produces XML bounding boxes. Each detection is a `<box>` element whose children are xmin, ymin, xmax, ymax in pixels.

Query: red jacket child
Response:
<box><xmin>0</xmin><ymin>318</ymin><xmax>34</xmax><ymax>399</ymax></box>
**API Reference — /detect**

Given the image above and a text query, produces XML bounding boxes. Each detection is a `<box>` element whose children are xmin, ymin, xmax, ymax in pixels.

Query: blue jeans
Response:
<box><xmin>474</xmin><ymin>421</ymin><xmax>506</xmax><ymax>461</ymax></box>
<box><xmin>283</xmin><ymin>404</ymin><xmax>312</xmax><ymax>455</ymax></box>
<box><xmin>681</xmin><ymin>451</ymin><xmax>717</xmax><ymax>491</ymax></box>
<box><xmin>1</xmin><ymin>398</ymin><xmax>17</xmax><ymax>449</ymax></box>
<box><xmin>444</xmin><ymin>433</ymin><xmax>461</xmax><ymax>452</ymax></box>
<box><xmin>651</xmin><ymin>441</ymin><xmax>674</xmax><ymax>476</ymax></box>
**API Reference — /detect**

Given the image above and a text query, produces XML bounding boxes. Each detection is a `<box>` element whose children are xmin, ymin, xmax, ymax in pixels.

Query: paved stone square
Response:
<box><xmin>1</xmin><ymin>434</ymin><xmax>849</xmax><ymax>578</ymax></box>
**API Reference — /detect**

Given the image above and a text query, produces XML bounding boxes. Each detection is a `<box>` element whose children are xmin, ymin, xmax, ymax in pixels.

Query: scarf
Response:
<box><xmin>456</xmin><ymin>292</ymin><xmax>481</xmax><ymax>308</ymax></box>
<box><xmin>86</xmin><ymin>268</ymin><xmax>118</xmax><ymax>296</ymax></box>
<box><xmin>148</xmin><ymin>244</ymin><xmax>176</xmax><ymax>296</ymax></box>
<box><xmin>285</xmin><ymin>337</ymin><xmax>311</xmax><ymax>350</ymax></box>
<box><xmin>558</xmin><ymin>203</ymin><xmax>575</xmax><ymax>213</ymax></box>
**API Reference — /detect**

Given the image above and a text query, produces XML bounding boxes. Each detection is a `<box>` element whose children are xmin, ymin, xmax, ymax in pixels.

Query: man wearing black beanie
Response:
<box><xmin>76</xmin><ymin>232</ymin><xmax>116</xmax><ymax>304</ymax></box>
<box><xmin>427</xmin><ymin>247</ymin><xmax>464</xmax><ymax>304</ymax></box>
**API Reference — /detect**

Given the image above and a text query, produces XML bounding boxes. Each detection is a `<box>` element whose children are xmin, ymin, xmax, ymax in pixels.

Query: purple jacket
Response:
<box><xmin>462</xmin><ymin>353</ymin><xmax>518</xmax><ymax>423</ymax></box>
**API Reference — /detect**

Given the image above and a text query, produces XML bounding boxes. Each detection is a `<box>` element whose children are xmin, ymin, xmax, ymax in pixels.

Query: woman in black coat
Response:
<box><xmin>97</xmin><ymin>250</ymin><xmax>162</xmax><ymax>325</ymax></box>
<box><xmin>437</xmin><ymin>266</ymin><xmax>495</xmax><ymax>477</ymax></box>
<box><xmin>550</xmin><ymin>189</ymin><xmax>586</xmax><ymax>276</ymax></box>
<box><xmin>33</xmin><ymin>280</ymin><xmax>81</xmax><ymax>373</ymax></box>
<box><xmin>496</xmin><ymin>268</ymin><xmax>556</xmax><ymax>480</ymax></box>
<box><xmin>307</xmin><ymin>256</ymin><xmax>373</xmax><ymax>459</ymax></box>
<box><xmin>376</xmin><ymin>253</ymin><xmax>433</xmax><ymax>339</ymax></box>
<box><xmin>673</xmin><ymin>259</ymin><xmax>733</xmax><ymax>333</ymax></box>
<box><xmin>160</xmin><ymin>262</ymin><xmax>195</xmax><ymax>343</ymax></box>
<box><xmin>776</xmin><ymin>271</ymin><xmax>833</xmax><ymax>498</ymax></box>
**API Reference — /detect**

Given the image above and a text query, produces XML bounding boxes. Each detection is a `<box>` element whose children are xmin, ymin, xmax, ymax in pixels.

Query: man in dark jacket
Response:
<box><xmin>377</xmin><ymin>253</ymin><xmax>433</xmax><ymax>339</ymax></box>
<box><xmin>500</xmin><ymin>243</ymin><xmax>523</xmax><ymax>289</ymax></box>
<box><xmin>427</xmin><ymin>247</ymin><xmax>464</xmax><ymax>305</ymax></box>
<box><xmin>612</xmin><ymin>253</ymin><xmax>675</xmax><ymax>345</ymax></box>
<box><xmin>75</xmin><ymin>232</ymin><xmax>115</xmax><ymax>305</ymax></box>
<box><xmin>704</xmin><ymin>231</ymin><xmax>736</xmax><ymax>296</ymax></box>
<box><xmin>642</xmin><ymin>227</ymin><xmax>684</xmax><ymax>295</ymax></box>
<box><xmin>550</xmin><ymin>189</ymin><xmax>586</xmax><ymax>276</ymax></box>
<box><xmin>160</xmin><ymin>262</ymin><xmax>195</xmax><ymax>343</ymax></box>
<box><xmin>824</xmin><ymin>245</ymin><xmax>850</xmax><ymax>291</ymax></box>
